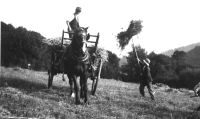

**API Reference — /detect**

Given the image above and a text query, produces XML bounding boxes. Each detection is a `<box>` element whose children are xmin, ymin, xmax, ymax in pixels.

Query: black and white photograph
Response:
<box><xmin>1</xmin><ymin>0</ymin><xmax>200</xmax><ymax>118</ymax></box>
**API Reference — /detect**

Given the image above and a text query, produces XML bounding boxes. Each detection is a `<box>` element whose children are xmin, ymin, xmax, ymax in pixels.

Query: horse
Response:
<box><xmin>62</xmin><ymin>27</ymin><xmax>91</xmax><ymax>104</ymax></box>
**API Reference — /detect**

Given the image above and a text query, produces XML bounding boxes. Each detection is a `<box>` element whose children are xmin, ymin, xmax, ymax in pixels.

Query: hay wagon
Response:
<box><xmin>48</xmin><ymin>28</ymin><xmax>103</xmax><ymax>95</ymax></box>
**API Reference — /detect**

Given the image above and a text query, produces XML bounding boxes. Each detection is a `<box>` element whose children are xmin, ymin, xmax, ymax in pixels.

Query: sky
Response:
<box><xmin>1</xmin><ymin>0</ymin><xmax>200</xmax><ymax>57</ymax></box>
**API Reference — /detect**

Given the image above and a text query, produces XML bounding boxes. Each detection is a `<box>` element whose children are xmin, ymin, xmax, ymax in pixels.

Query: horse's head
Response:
<box><xmin>71</xmin><ymin>27</ymin><xmax>90</xmax><ymax>57</ymax></box>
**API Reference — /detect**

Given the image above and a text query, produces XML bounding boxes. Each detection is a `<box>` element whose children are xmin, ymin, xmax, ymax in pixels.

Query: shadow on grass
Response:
<box><xmin>1</xmin><ymin>77</ymin><xmax>45</xmax><ymax>90</ymax></box>
<box><xmin>0</xmin><ymin>76</ymin><xmax>92</xmax><ymax>102</ymax></box>
<box><xmin>0</xmin><ymin>76</ymin><xmax>72</xmax><ymax>99</ymax></box>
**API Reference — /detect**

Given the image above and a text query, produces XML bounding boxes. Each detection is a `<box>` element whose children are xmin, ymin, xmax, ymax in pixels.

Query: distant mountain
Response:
<box><xmin>162</xmin><ymin>42</ymin><xmax>200</xmax><ymax>56</ymax></box>
<box><xmin>185</xmin><ymin>46</ymin><xmax>200</xmax><ymax>67</ymax></box>
<box><xmin>119</xmin><ymin>43</ymin><xmax>200</xmax><ymax>68</ymax></box>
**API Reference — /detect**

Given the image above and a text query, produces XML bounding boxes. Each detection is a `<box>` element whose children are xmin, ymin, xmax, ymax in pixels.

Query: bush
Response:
<box><xmin>178</xmin><ymin>68</ymin><xmax>200</xmax><ymax>89</ymax></box>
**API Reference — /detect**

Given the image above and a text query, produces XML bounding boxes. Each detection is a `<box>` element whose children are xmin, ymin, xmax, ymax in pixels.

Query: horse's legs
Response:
<box><xmin>61</xmin><ymin>65</ymin><xmax>65</xmax><ymax>81</ymax></box>
<box><xmin>92</xmin><ymin>59</ymin><xmax>102</xmax><ymax>95</ymax></box>
<box><xmin>92</xmin><ymin>78</ymin><xmax>99</xmax><ymax>95</ymax></box>
<box><xmin>73</xmin><ymin>75</ymin><xmax>81</xmax><ymax>104</ymax></box>
<box><xmin>48</xmin><ymin>70</ymin><xmax>54</xmax><ymax>89</ymax></box>
<box><xmin>80</xmin><ymin>76</ymin><xmax>85</xmax><ymax>99</ymax></box>
<box><xmin>91</xmin><ymin>78</ymin><xmax>96</xmax><ymax>95</ymax></box>
<box><xmin>81</xmin><ymin>75</ymin><xmax>89</xmax><ymax>104</ymax></box>
<box><xmin>91</xmin><ymin>69</ymin><xmax>98</xmax><ymax>95</ymax></box>
<box><xmin>91</xmin><ymin>67</ymin><xmax>97</xmax><ymax>95</ymax></box>
<box><xmin>68</xmin><ymin>75</ymin><xmax>75</xmax><ymax>97</ymax></box>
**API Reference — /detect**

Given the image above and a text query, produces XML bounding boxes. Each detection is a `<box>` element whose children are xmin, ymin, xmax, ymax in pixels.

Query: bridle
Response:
<box><xmin>71</xmin><ymin>28</ymin><xmax>89</xmax><ymax>62</ymax></box>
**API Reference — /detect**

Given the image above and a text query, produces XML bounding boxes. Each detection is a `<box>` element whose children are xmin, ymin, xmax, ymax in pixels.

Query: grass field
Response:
<box><xmin>0</xmin><ymin>66</ymin><xmax>200</xmax><ymax>119</ymax></box>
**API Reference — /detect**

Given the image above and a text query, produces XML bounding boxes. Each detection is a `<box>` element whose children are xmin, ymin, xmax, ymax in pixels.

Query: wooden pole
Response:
<box><xmin>61</xmin><ymin>30</ymin><xmax>64</xmax><ymax>46</ymax></box>
<box><xmin>97</xmin><ymin>59</ymin><xmax>103</xmax><ymax>79</ymax></box>
<box><xmin>133</xmin><ymin>43</ymin><xmax>139</xmax><ymax>64</ymax></box>
<box><xmin>95</xmin><ymin>33</ymin><xmax>100</xmax><ymax>52</ymax></box>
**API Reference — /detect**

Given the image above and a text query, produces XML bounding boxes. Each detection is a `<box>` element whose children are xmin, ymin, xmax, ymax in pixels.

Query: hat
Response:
<box><xmin>143</xmin><ymin>58</ymin><xmax>150</xmax><ymax>66</ymax></box>
<box><xmin>75</xmin><ymin>7</ymin><xmax>81</xmax><ymax>14</ymax></box>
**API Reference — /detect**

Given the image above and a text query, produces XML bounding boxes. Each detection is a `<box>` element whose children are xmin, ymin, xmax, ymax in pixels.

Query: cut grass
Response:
<box><xmin>0</xmin><ymin>66</ymin><xmax>200</xmax><ymax>118</ymax></box>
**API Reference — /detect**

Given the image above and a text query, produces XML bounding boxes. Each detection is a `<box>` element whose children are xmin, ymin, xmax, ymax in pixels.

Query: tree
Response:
<box><xmin>148</xmin><ymin>52</ymin><xmax>178</xmax><ymax>84</ymax></box>
<box><xmin>101</xmin><ymin>51</ymin><xmax>120</xmax><ymax>79</ymax></box>
<box><xmin>172</xmin><ymin>50</ymin><xmax>187</xmax><ymax>74</ymax></box>
<box><xmin>1</xmin><ymin>22</ymin><xmax>16</xmax><ymax>66</ymax></box>
<box><xmin>1</xmin><ymin>21</ymin><xmax>46</xmax><ymax>70</ymax></box>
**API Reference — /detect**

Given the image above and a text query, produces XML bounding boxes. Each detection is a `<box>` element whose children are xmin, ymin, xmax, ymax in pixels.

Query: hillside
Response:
<box><xmin>1</xmin><ymin>66</ymin><xmax>200</xmax><ymax>118</ymax></box>
<box><xmin>185</xmin><ymin>46</ymin><xmax>200</xmax><ymax>67</ymax></box>
<box><xmin>119</xmin><ymin>42</ymin><xmax>200</xmax><ymax>67</ymax></box>
<box><xmin>162</xmin><ymin>42</ymin><xmax>200</xmax><ymax>57</ymax></box>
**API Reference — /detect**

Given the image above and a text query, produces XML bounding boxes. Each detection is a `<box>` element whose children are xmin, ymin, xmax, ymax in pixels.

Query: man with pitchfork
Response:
<box><xmin>135</xmin><ymin>47</ymin><xmax>155</xmax><ymax>100</ymax></box>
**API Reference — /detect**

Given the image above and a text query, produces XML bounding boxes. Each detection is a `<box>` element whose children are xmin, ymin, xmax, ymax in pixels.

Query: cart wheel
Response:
<box><xmin>91</xmin><ymin>77</ymin><xmax>98</xmax><ymax>95</ymax></box>
<box><xmin>91</xmin><ymin>59</ymin><xmax>103</xmax><ymax>95</ymax></box>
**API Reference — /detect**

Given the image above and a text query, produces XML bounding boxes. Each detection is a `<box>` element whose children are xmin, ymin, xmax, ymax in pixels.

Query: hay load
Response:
<box><xmin>117</xmin><ymin>20</ymin><xmax>143</xmax><ymax>50</ymax></box>
<box><xmin>95</xmin><ymin>48</ymin><xmax>108</xmax><ymax>62</ymax></box>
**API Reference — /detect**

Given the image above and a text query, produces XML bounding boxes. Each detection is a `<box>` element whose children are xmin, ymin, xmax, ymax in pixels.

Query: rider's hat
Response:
<box><xmin>75</xmin><ymin>7</ymin><xmax>81</xmax><ymax>14</ymax></box>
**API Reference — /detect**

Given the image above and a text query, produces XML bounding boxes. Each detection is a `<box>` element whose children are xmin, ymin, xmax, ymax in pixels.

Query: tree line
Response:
<box><xmin>118</xmin><ymin>45</ymin><xmax>200</xmax><ymax>89</ymax></box>
<box><xmin>1</xmin><ymin>22</ymin><xmax>51</xmax><ymax>70</ymax></box>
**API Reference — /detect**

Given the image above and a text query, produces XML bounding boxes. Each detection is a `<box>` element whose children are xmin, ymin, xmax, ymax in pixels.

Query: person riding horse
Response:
<box><xmin>67</xmin><ymin>7</ymin><xmax>88</xmax><ymax>38</ymax></box>
<box><xmin>66</xmin><ymin>7</ymin><xmax>90</xmax><ymax>49</ymax></box>
<box><xmin>65</xmin><ymin>7</ymin><xmax>97</xmax><ymax>77</ymax></box>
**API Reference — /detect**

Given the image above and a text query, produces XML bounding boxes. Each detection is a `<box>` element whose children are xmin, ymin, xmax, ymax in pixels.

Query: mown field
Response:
<box><xmin>0</xmin><ymin>66</ymin><xmax>200</xmax><ymax>119</ymax></box>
